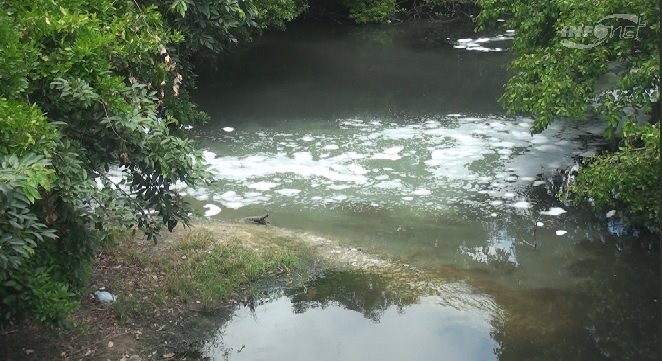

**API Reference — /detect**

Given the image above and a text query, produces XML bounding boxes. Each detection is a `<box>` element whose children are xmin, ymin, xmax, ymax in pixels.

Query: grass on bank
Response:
<box><xmin>102</xmin><ymin>226</ymin><xmax>306</xmax><ymax>323</ymax></box>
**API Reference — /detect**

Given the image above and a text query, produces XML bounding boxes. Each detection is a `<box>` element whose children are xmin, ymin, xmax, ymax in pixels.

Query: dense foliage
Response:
<box><xmin>477</xmin><ymin>0</ymin><xmax>660</xmax><ymax>231</ymax></box>
<box><xmin>0</xmin><ymin>0</ymin><xmax>208</xmax><ymax>323</ymax></box>
<box><xmin>572</xmin><ymin>124</ymin><xmax>660</xmax><ymax>231</ymax></box>
<box><xmin>154</xmin><ymin>0</ymin><xmax>307</xmax><ymax>57</ymax></box>
<box><xmin>340</xmin><ymin>0</ymin><xmax>398</xmax><ymax>23</ymax></box>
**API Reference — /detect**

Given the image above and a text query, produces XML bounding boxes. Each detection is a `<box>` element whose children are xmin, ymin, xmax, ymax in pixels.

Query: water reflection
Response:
<box><xmin>198</xmin><ymin>251</ymin><xmax>658</xmax><ymax>361</ymax></box>
<box><xmin>188</xmin><ymin>20</ymin><xmax>659</xmax><ymax>361</ymax></box>
<box><xmin>459</xmin><ymin>221</ymin><xmax>519</xmax><ymax>267</ymax></box>
<box><xmin>194</xmin><ymin>21</ymin><xmax>512</xmax><ymax>121</ymax></box>
<box><xmin>285</xmin><ymin>271</ymin><xmax>418</xmax><ymax>321</ymax></box>
<box><xmin>202</xmin><ymin>271</ymin><xmax>501</xmax><ymax>361</ymax></box>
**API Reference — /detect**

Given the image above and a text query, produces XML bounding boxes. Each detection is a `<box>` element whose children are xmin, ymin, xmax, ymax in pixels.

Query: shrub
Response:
<box><xmin>0</xmin><ymin>0</ymin><xmax>207</xmax><ymax>323</ymax></box>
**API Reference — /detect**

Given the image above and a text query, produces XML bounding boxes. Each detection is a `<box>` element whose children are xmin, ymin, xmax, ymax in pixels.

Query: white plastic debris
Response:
<box><xmin>222</xmin><ymin>127</ymin><xmax>235</xmax><ymax>132</ymax></box>
<box><xmin>555</xmin><ymin>230</ymin><xmax>568</xmax><ymax>236</ymax></box>
<box><xmin>95</xmin><ymin>290</ymin><xmax>116</xmax><ymax>304</ymax></box>
<box><xmin>606</xmin><ymin>210</ymin><xmax>616</xmax><ymax>218</ymax></box>
<box><xmin>536</xmin><ymin>221</ymin><xmax>544</xmax><ymax>227</ymax></box>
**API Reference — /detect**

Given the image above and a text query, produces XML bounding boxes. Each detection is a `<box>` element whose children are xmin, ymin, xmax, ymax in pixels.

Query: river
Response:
<box><xmin>185</xmin><ymin>20</ymin><xmax>659</xmax><ymax>360</ymax></box>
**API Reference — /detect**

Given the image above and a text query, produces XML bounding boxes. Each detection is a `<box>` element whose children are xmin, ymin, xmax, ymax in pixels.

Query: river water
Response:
<box><xmin>187</xmin><ymin>21</ymin><xmax>659</xmax><ymax>360</ymax></box>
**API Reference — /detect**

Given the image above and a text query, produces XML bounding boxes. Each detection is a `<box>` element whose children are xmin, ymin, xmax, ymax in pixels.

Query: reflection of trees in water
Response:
<box><xmin>487</xmin><ymin>237</ymin><xmax>659</xmax><ymax>360</ymax></box>
<box><xmin>459</xmin><ymin>217</ymin><xmax>520</xmax><ymax>269</ymax></box>
<box><xmin>489</xmin><ymin>287</ymin><xmax>603</xmax><ymax>360</ymax></box>
<box><xmin>285</xmin><ymin>271</ymin><xmax>419</xmax><ymax>322</ymax></box>
<box><xmin>573</xmin><ymin>240</ymin><xmax>659</xmax><ymax>360</ymax></box>
<box><xmin>197</xmin><ymin>232</ymin><xmax>657</xmax><ymax>360</ymax></box>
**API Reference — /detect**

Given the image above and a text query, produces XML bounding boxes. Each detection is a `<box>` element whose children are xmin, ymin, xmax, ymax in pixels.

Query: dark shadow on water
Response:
<box><xmin>193</xmin><ymin>20</ymin><xmax>512</xmax><ymax>124</ymax></box>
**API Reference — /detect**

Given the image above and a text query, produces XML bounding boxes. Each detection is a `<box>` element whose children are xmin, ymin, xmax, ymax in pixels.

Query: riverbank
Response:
<box><xmin>0</xmin><ymin>221</ymin><xmax>404</xmax><ymax>360</ymax></box>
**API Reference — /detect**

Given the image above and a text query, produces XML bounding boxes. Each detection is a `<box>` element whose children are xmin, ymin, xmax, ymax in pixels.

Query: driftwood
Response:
<box><xmin>241</xmin><ymin>214</ymin><xmax>270</xmax><ymax>225</ymax></box>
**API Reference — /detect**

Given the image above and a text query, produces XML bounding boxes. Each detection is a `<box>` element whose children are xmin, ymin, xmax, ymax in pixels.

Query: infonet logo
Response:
<box><xmin>559</xmin><ymin>14</ymin><xmax>646</xmax><ymax>49</ymax></box>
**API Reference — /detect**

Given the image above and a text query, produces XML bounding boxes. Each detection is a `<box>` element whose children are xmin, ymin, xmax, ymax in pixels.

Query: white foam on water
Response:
<box><xmin>347</xmin><ymin>164</ymin><xmax>368</xmax><ymax>175</ymax></box>
<box><xmin>375</xmin><ymin>180</ymin><xmax>404</xmax><ymax>189</ymax></box>
<box><xmin>293</xmin><ymin>152</ymin><xmax>313</xmax><ymax>162</ymax></box>
<box><xmin>275</xmin><ymin>188</ymin><xmax>302</xmax><ymax>196</ymax></box>
<box><xmin>382</xmin><ymin>127</ymin><xmax>419</xmax><ymax>140</ymax></box>
<box><xmin>540</xmin><ymin>207</ymin><xmax>567</xmax><ymax>216</ymax></box>
<box><xmin>249</xmin><ymin>181</ymin><xmax>281</xmax><ymax>190</ymax></box>
<box><xmin>213</xmin><ymin>190</ymin><xmax>270</xmax><ymax>209</ymax></box>
<box><xmin>511</xmin><ymin>201</ymin><xmax>532</xmax><ymax>209</ymax></box>
<box><xmin>202</xmin><ymin>150</ymin><xmax>217</xmax><ymax>162</ymax></box>
<box><xmin>192</xmin><ymin>114</ymin><xmax>602</xmax><ymax>219</ymax></box>
<box><xmin>371</xmin><ymin>153</ymin><xmax>402</xmax><ymax>160</ymax></box>
<box><xmin>412</xmin><ymin>188</ymin><xmax>432</xmax><ymax>196</ymax></box>
<box><xmin>328</xmin><ymin>184</ymin><xmax>351</xmax><ymax>190</ymax></box>
<box><xmin>203</xmin><ymin>204</ymin><xmax>222</xmax><ymax>217</ymax></box>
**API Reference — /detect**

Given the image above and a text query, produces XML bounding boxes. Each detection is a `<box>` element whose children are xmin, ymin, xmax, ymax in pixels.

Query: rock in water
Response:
<box><xmin>95</xmin><ymin>290</ymin><xmax>116</xmax><ymax>304</ymax></box>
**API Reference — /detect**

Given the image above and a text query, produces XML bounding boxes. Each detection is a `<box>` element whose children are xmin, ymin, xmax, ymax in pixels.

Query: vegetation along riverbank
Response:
<box><xmin>0</xmin><ymin>0</ymin><xmax>659</xmax><ymax>356</ymax></box>
<box><xmin>0</xmin><ymin>221</ymin><xmax>425</xmax><ymax>360</ymax></box>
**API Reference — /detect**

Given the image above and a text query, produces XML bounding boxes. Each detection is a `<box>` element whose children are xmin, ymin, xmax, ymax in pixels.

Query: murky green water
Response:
<box><xmin>187</xmin><ymin>21</ymin><xmax>659</xmax><ymax>360</ymax></box>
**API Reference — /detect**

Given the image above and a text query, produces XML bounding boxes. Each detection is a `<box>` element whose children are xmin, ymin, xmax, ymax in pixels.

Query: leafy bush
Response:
<box><xmin>0</xmin><ymin>155</ymin><xmax>57</xmax><ymax>280</ymax></box>
<box><xmin>1</xmin><ymin>267</ymin><xmax>77</xmax><ymax>325</ymax></box>
<box><xmin>150</xmin><ymin>0</ymin><xmax>308</xmax><ymax>57</ymax></box>
<box><xmin>571</xmin><ymin>123</ymin><xmax>660</xmax><ymax>232</ymax></box>
<box><xmin>342</xmin><ymin>0</ymin><xmax>398</xmax><ymax>23</ymax></box>
<box><xmin>0</xmin><ymin>0</ymin><xmax>208</xmax><ymax>323</ymax></box>
<box><xmin>477</xmin><ymin>0</ymin><xmax>660</xmax><ymax>230</ymax></box>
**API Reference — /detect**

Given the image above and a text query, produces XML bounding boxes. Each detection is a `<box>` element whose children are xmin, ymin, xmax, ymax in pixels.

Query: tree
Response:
<box><xmin>152</xmin><ymin>0</ymin><xmax>308</xmax><ymax>57</ymax></box>
<box><xmin>0</xmin><ymin>0</ymin><xmax>207</xmax><ymax>323</ymax></box>
<box><xmin>477</xmin><ymin>0</ymin><xmax>660</xmax><ymax>232</ymax></box>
